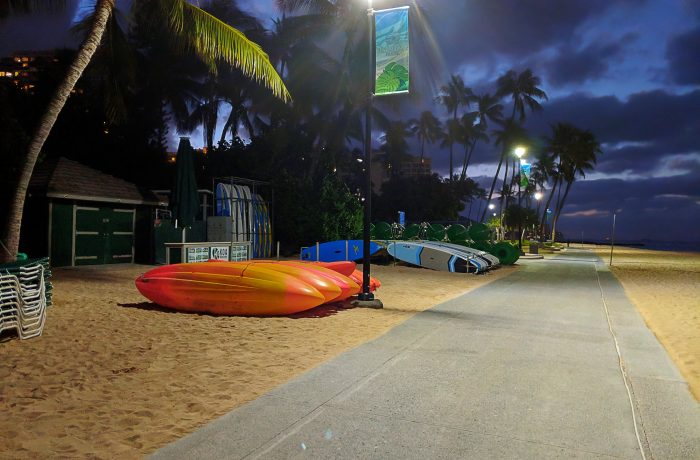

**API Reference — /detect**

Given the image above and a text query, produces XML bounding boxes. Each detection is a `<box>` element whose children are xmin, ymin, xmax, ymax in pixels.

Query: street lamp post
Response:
<box><xmin>514</xmin><ymin>147</ymin><xmax>526</xmax><ymax>252</ymax></box>
<box><xmin>355</xmin><ymin>0</ymin><xmax>382</xmax><ymax>308</ymax></box>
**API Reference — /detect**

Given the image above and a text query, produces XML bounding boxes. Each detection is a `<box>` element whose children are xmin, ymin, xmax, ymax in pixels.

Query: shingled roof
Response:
<box><xmin>29</xmin><ymin>157</ymin><xmax>167</xmax><ymax>206</ymax></box>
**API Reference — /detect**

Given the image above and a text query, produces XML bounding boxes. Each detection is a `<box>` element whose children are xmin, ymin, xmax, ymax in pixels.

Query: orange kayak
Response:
<box><xmin>313</xmin><ymin>261</ymin><xmax>356</xmax><ymax>277</ymax></box>
<box><xmin>279</xmin><ymin>261</ymin><xmax>360</xmax><ymax>300</ymax></box>
<box><xmin>349</xmin><ymin>269</ymin><xmax>381</xmax><ymax>292</ymax></box>
<box><xmin>135</xmin><ymin>262</ymin><xmax>325</xmax><ymax>316</ymax></box>
<box><xmin>248</xmin><ymin>261</ymin><xmax>342</xmax><ymax>303</ymax></box>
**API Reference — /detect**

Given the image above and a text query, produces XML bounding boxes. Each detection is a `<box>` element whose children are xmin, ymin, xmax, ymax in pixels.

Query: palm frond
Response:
<box><xmin>169</xmin><ymin>0</ymin><xmax>290</xmax><ymax>102</ymax></box>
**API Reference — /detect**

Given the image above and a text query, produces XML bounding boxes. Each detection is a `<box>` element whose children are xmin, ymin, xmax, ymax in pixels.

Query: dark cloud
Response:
<box><xmin>666</xmin><ymin>25</ymin><xmax>700</xmax><ymax>85</ymax></box>
<box><xmin>544</xmin><ymin>34</ymin><xmax>636</xmax><ymax>87</ymax></box>
<box><xmin>430</xmin><ymin>0</ymin><xmax>639</xmax><ymax>63</ymax></box>
<box><xmin>554</xmin><ymin>172</ymin><xmax>700</xmax><ymax>242</ymax></box>
<box><xmin>526</xmin><ymin>89</ymin><xmax>700</xmax><ymax>147</ymax></box>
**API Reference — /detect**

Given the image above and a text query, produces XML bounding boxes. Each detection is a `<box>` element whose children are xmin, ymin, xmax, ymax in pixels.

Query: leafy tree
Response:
<box><xmin>503</xmin><ymin>204</ymin><xmax>539</xmax><ymax>233</ymax></box>
<box><xmin>319</xmin><ymin>174</ymin><xmax>363</xmax><ymax>241</ymax></box>
<box><xmin>374</xmin><ymin>174</ymin><xmax>480</xmax><ymax>222</ymax></box>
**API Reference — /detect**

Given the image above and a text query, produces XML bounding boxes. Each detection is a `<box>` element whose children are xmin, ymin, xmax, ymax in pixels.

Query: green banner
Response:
<box><xmin>520</xmin><ymin>162</ymin><xmax>531</xmax><ymax>187</ymax></box>
<box><xmin>374</xmin><ymin>7</ymin><xmax>409</xmax><ymax>96</ymax></box>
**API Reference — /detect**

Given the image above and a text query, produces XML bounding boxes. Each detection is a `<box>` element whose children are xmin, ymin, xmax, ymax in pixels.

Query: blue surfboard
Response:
<box><xmin>301</xmin><ymin>240</ymin><xmax>383</xmax><ymax>262</ymax></box>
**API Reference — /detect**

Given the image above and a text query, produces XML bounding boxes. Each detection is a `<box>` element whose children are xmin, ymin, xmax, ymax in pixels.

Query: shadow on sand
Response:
<box><xmin>117</xmin><ymin>300</ymin><xmax>356</xmax><ymax>319</ymax></box>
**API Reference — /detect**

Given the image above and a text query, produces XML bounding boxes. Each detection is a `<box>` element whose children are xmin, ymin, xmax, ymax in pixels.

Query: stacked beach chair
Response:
<box><xmin>0</xmin><ymin>257</ymin><xmax>51</xmax><ymax>340</ymax></box>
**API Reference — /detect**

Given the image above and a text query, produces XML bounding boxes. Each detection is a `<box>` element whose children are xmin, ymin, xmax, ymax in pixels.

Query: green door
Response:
<box><xmin>74</xmin><ymin>206</ymin><xmax>134</xmax><ymax>265</ymax></box>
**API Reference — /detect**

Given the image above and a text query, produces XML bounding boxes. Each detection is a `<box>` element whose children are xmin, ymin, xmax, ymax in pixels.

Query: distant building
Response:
<box><xmin>0</xmin><ymin>50</ymin><xmax>61</xmax><ymax>93</ymax></box>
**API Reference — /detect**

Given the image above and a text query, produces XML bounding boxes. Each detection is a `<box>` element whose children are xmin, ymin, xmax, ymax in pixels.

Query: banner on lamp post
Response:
<box><xmin>520</xmin><ymin>162</ymin><xmax>531</xmax><ymax>187</ymax></box>
<box><xmin>374</xmin><ymin>6</ymin><xmax>409</xmax><ymax>96</ymax></box>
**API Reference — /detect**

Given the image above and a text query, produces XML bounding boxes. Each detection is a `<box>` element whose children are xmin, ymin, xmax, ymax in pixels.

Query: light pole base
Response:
<box><xmin>352</xmin><ymin>294</ymin><xmax>383</xmax><ymax>309</ymax></box>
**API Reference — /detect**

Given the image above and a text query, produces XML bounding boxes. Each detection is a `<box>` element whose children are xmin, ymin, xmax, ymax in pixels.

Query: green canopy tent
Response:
<box><xmin>170</xmin><ymin>137</ymin><xmax>199</xmax><ymax>242</ymax></box>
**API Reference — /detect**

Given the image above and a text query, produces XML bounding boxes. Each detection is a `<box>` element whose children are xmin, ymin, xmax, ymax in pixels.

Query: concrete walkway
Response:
<box><xmin>151</xmin><ymin>249</ymin><xmax>699</xmax><ymax>459</ymax></box>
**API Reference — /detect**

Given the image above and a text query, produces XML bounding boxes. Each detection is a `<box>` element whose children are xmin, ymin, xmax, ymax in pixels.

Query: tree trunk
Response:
<box><xmin>481</xmin><ymin>148</ymin><xmax>505</xmax><ymax>221</ymax></box>
<box><xmin>540</xmin><ymin>175</ymin><xmax>559</xmax><ymax>237</ymax></box>
<box><xmin>219</xmin><ymin>105</ymin><xmax>236</xmax><ymax>145</ymax></box>
<box><xmin>449</xmin><ymin>142</ymin><xmax>454</xmax><ymax>182</ymax></box>
<box><xmin>551</xmin><ymin>180</ymin><xmax>573</xmax><ymax>242</ymax></box>
<box><xmin>460</xmin><ymin>140</ymin><xmax>477</xmax><ymax>181</ymax></box>
<box><xmin>0</xmin><ymin>0</ymin><xmax>114</xmax><ymax>264</ymax></box>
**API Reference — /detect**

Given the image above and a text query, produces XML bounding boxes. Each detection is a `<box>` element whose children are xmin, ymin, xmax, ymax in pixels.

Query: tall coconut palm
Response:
<box><xmin>472</xmin><ymin>92</ymin><xmax>503</xmax><ymax>130</ymax></box>
<box><xmin>480</xmin><ymin>119</ymin><xmax>527</xmax><ymax>221</ymax></box>
<box><xmin>411</xmin><ymin>111</ymin><xmax>442</xmax><ymax>164</ymax></box>
<box><xmin>0</xmin><ymin>0</ymin><xmax>290</xmax><ymax>263</ymax></box>
<box><xmin>489</xmin><ymin>68</ymin><xmax>546</xmax><ymax>226</ymax></box>
<box><xmin>440</xmin><ymin>118</ymin><xmax>463</xmax><ymax>182</ymax></box>
<box><xmin>549</xmin><ymin>127</ymin><xmax>601</xmax><ymax>241</ymax></box>
<box><xmin>458</xmin><ymin>113</ymin><xmax>488</xmax><ymax>181</ymax></box>
<box><xmin>436</xmin><ymin>74</ymin><xmax>474</xmax><ymax>181</ymax></box>
<box><xmin>496</xmin><ymin>68</ymin><xmax>548</xmax><ymax>122</ymax></box>
<box><xmin>540</xmin><ymin>122</ymin><xmax>577</xmax><ymax>236</ymax></box>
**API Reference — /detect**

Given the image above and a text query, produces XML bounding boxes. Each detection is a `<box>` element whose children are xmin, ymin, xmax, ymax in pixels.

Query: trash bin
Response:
<box><xmin>529</xmin><ymin>243</ymin><xmax>539</xmax><ymax>255</ymax></box>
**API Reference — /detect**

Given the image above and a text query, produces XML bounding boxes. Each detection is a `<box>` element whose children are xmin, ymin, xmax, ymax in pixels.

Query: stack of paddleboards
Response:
<box><xmin>384</xmin><ymin>240</ymin><xmax>497</xmax><ymax>274</ymax></box>
<box><xmin>215</xmin><ymin>183</ymin><xmax>273</xmax><ymax>258</ymax></box>
<box><xmin>135</xmin><ymin>260</ymin><xmax>380</xmax><ymax>316</ymax></box>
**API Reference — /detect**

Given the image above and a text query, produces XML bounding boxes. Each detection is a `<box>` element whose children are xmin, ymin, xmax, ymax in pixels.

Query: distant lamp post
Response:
<box><xmin>488</xmin><ymin>203</ymin><xmax>495</xmax><ymax>210</ymax></box>
<box><xmin>513</xmin><ymin>146</ymin><xmax>527</xmax><ymax>251</ymax></box>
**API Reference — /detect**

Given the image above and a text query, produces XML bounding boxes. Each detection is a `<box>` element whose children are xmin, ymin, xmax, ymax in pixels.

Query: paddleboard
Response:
<box><xmin>422</xmin><ymin>241</ymin><xmax>500</xmax><ymax>267</ymax></box>
<box><xmin>387</xmin><ymin>241</ymin><xmax>483</xmax><ymax>273</ymax></box>
<box><xmin>301</xmin><ymin>240</ymin><xmax>382</xmax><ymax>262</ymax></box>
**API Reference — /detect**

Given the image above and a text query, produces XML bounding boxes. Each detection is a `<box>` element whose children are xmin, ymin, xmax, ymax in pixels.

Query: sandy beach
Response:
<box><xmin>0</xmin><ymin>261</ymin><xmax>515</xmax><ymax>458</ymax></box>
<box><xmin>587</xmin><ymin>245</ymin><xmax>700</xmax><ymax>400</ymax></box>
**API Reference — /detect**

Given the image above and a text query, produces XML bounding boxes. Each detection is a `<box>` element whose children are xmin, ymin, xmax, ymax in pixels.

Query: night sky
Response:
<box><xmin>1</xmin><ymin>0</ymin><xmax>698</xmax><ymax>245</ymax></box>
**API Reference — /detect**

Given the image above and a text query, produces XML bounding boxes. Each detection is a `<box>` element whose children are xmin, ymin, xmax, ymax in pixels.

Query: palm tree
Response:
<box><xmin>480</xmin><ymin>119</ymin><xmax>527</xmax><ymax>221</ymax></box>
<box><xmin>496</xmin><ymin>68</ymin><xmax>548</xmax><ymax>122</ymax></box>
<box><xmin>487</xmin><ymin>68</ymin><xmax>546</xmax><ymax>227</ymax></box>
<box><xmin>411</xmin><ymin>111</ymin><xmax>442</xmax><ymax>164</ymax></box>
<box><xmin>436</xmin><ymin>74</ymin><xmax>475</xmax><ymax>181</ymax></box>
<box><xmin>440</xmin><ymin>118</ymin><xmax>463</xmax><ymax>182</ymax></box>
<box><xmin>458</xmin><ymin>112</ymin><xmax>489</xmax><ymax>181</ymax></box>
<box><xmin>549</xmin><ymin>127</ymin><xmax>602</xmax><ymax>241</ymax></box>
<box><xmin>0</xmin><ymin>0</ymin><xmax>290</xmax><ymax>263</ymax></box>
<box><xmin>472</xmin><ymin>92</ymin><xmax>503</xmax><ymax>130</ymax></box>
<box><xmin>540</xmin><ymin>122</ymin><xmax>576</xmax><ymax>236</ymax></box>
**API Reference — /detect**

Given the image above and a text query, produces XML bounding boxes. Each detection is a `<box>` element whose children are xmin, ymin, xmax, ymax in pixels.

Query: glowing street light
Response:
<box><xmin>514</xmin><ymin>146</ymin><xmax>526</xmax><ymax>159</ymax></box>
<box><xmin>534</xmin><ymin>192</ymin><xmax>543</xmax><ymax>201</ymax></box>
<box><xmin>488</xmin><ymin>203</ymin><xmax>495</xmax><ymax>210</ymax></box>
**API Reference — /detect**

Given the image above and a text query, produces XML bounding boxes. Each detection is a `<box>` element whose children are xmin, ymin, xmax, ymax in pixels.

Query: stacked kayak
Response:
<box><xmin>135</xmin><ymin>260</ymin><xmax>380</xmax><ymax>316</ymax></box>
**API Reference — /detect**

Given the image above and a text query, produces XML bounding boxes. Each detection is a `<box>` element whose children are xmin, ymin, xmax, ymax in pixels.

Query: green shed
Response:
<box><xmin>21</xmin><ymin>157</ymin><xmax>167</xmax><ymax>267</ymax></box>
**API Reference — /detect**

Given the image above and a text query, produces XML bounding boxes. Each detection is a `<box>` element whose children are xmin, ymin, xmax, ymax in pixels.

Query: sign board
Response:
<box><xmin>186</xmin><ymin>246</ymin><xmax>209</xmax><ymax>263</ymax></box>
<box><xmin>374</xmin><ymin>7</ymin><xmax>409</xmax><ymax>96</ymax></box>
<box><xmin>210</xmin><ymin>246</ymin><xmax>229</xmax><ymax>261</ymax></box>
